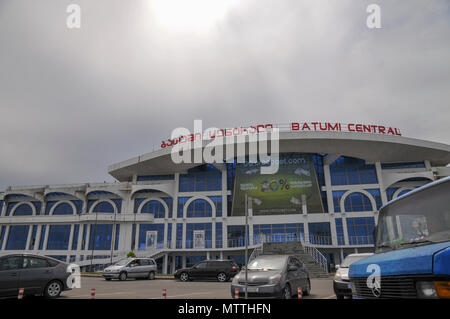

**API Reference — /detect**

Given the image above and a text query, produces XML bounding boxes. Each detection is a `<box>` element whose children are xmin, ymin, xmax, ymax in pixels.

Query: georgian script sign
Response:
<box><xmin>161</xmin><ymin>122</ymin><xmax>402</xmax><ymax>149</ymax></box>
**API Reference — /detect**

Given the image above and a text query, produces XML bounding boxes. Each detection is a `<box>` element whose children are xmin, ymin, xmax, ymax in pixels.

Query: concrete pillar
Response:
<box><xmin>42</xmin><ymin>225</ymin><xmax>50</xmax><ymax>251</ymax></box>
<box><xmin>163</xmin><ymin>221</ymin><xmax>169</xmax><ymax>249</ymax></box>
<box><xmin>182</xmin><ymin>255</ymin><xmax>186</xmax><ymax>268</ymax></box>
<box><xmin>223</xmin><ymin>222</ymin><xmax>228</xmax><ymax>248</ymax></box>
<box><xmin>303</xmin><ymin>221</ymin><xmax>309</xmax><ymax>244</ymax></box>
<box><xmin>220</xmin><ymin>251</ymin><xmax>224</xmax><ymax>259</ymax></box>
<box><xmin>25</xmin><ymin>225</ymin><xmax>33</xmax><ymax>251</ymax></box>
<box><xmin>212</xmin><ymin>221</ymin><xmax>216</xmax><ymax>249</ymax></box>
<box><xmin>207</xmin><ymin>251</ymin><xmax>210</xmax><ymax>260</ymax></box>
<box><xmin>375</xmin><ymin>162</ymin><xmax>388</xmax><ymax>205</ymax></box>
<box><xmin>85</xmin><ymin>224</ymin><xmax>91</xmax><ymax>251</ymax></box>
<box><xmin>342</xmin><ymin>217</ymin><xmax>350</xmax><ymax>246</ymax></box>
<box><xmin>34</xmin><ymin>225</ymin><xmax>42</xmax><ymax>251</ymax></box>
<box><xmin>163</xmin><ymin>254</ymin><xmax>168</xmax><ymax>274</ymax></box>
<box><xmin>0</xmin><ymin>200</ymin><xmax>7</xmax><ymax>217</ymax></box>
<box><xmin>135</xmin><ymin>223</ymin><xmax>140</xmax><ymax>251</ymax></box>
<box><xmin>182</xmin><ymin>222</ymin><xmax>186</xmax><ymax>249</ymax></box>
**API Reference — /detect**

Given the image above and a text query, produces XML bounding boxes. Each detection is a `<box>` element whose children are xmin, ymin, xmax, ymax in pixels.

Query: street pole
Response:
<box><xmin>244</xmin><ymin>194</ymin><xmax>248</xmax><ymax>299</ymax></box>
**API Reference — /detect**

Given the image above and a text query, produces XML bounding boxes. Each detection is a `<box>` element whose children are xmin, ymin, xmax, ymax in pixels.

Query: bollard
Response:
<box><xmin>91</xmin><ymin>288</ymin><xmax>96</xmax><ymax>299</ymax></box>
<box><xmin>234</xmin><ymin>288</ymin><xmax>239</xmax><ymax>299</ymax></box>
<box><xmin>162</xmin><ymin>288</ymin><xmax>167</xmax><ymax>299</ymax></box>
<box><xmin>297</xmin><ymin>287</ymin><xmax>303</xmax><ymax>299</ymax></box>
<box><xmin>18</xmin><ymin>288</ymin><xmax>24</xmax><ymax>300</ymax></box>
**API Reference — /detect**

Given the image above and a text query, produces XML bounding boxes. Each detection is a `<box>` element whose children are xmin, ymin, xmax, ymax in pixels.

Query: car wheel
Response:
<box><xmin>119</xmin><ymin>272</ymin><xmax>128</xmax><ymax>281</ymax></box>
<box><xmin>282</xmin><ymin>284</ymin><xmax>292</xmax><ymax>299</ymax></box>
<box><xmin>44</xmin><ymin>280</ymin><xmax>62</xmax><ymax>298</ymax></box>
<box><xmin>148</xmin><ymin>271</ymin><xmax>156</xmax><ymax>280</ymax></box>
<box><xmin>217</xmin><ymin>272</ymin><xmax>227</xmax><ymax>282</ymax></box>
<box><xmin>180</xmin><ymin>272</ymin><xmax>189</xmax><ymax>282</ymax></box>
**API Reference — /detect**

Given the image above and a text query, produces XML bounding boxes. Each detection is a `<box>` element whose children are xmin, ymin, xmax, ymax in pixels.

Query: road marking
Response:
<box><xmin>148</xmin><ymin>292</ymin><xmax>214</xmax><ymax>299</ymax></box>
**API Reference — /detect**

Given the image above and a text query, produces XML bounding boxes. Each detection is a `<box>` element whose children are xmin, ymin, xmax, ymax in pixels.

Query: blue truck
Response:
<box><xmin>349</xmin><ymin>176</ymin><xmax>450</xmax><ymax>299</ymax></box>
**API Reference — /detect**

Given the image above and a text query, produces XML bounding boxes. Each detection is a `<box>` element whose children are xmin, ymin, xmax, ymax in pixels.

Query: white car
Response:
<box><xmin>333</xmin><ymin>253</ymin><xmax>373</xmax><ymax>299</ymax></box>
<box><xmin>102</xmin><ymin>257</ymin><xmax>157</xmax><ymax>281</ymax></box>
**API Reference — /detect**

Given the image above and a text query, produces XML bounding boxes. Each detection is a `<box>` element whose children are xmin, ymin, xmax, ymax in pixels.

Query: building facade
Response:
<box><xmin>1</xmin><ymin>128</ymin><xmax>450</xmax><ymax>273</ymax></box>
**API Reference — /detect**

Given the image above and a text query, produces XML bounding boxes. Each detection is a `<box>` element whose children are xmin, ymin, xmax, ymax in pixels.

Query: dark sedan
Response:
<box><xmin>231</xmin><ymin>255</ymin><xmax>311</xmax><ymax>299</ymax></box>
<box><xmin>0</xmin><ymin>254</ymin><xmax>72</xmax><ymax>298</ymax></box>
<box><xmin>174</xmin><ymin>259</ymin><xmax>239</xmax><ymax>282</ymax></box>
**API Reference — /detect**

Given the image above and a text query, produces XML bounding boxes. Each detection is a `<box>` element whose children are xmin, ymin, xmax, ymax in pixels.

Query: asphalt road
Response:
<box><xmin>60</xmin><ymin>276</ymin><xmax>336</xmax><ymax>299</ymax></box>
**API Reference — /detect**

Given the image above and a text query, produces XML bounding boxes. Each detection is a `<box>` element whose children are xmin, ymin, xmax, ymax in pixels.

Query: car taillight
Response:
<box><xmin>232</xmin><ymin>266</ymin><xmax>237</xmax><ymax>271</ymax></box>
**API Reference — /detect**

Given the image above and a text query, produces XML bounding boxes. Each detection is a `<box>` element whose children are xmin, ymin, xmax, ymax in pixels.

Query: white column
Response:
<box><xmin>68</xmin><ymin>224</ymin><xmax>75</xmax><ymax>251</ymax></box>
<box><xmin>163</xmin><ymin>221</ymin><xmax>169</xmax><ymax>249</ymax></box>
<box><xmin>135</xmin><ymin>223</ymin><xmax>140</xmax><ymax>251</ymax></box>
<box><xmin>207</xmin><ymin>251</ymin><xmax>210</xmax><ymax>260</ymax></box>
<box><xmin>42</xmin><ymin>225</ymin><xmax>50</xmax><ymax>251</ymax></box>
<box><xmin>223</xmin><ymin>222</ymin><xmax>228</xmax><ymax>248</ymax></box>
<box><xmin>34</xmin><ymin>225</ymin><xmax>42</xmax><ymax>251</ymax></box>
<box><xmin>1</xmin><ymin>225</ymin><xmax>10</xmax><ymax>250</ymax></box>
<box><xmin>375</xmin><ymin>162</ymin><xmax>388</xmax><ymax>205</ymax></box>
<box><xmin>182</xmin><ymin>255</ymin><xmax>186</xmax><ymax>268</ymax></box>
<box><xmin>212</xmin><ymin>220</ymin><xmax>216</xmax><ymax>249</ymax></box>
<box><xmin>303</xmin><ymin>221</ymin><xmax>309</xmax><ymax>244</ymax></box>
<box><xmin>182</xmin><ymin>222</ymin><xmax>187</xmax><ymax>249</ymax></box>
<box><xmin>85</xmin><ymin>224</ymin><xmax>91</xmax><ymax>251</ymax></box>
<box><xmin>0</xmin><ymin>201</ymin><xmax>6</xmax><ymax>217</ymax></box>
<box><xmin>163</xmin><ymin>254</ymin><xmax>168</xmax><ymax>274</ymax></box>
<box><xmin>324</xmin><ymin>164</ymin><xmax>338</xmax><ymax>246</ymax></box>
<box><xmin>342</xmin><ymin>217</ymin><xmax>349</xmax><ymax>246</ymax></box>
<box><xmin>171</xmin><ymin>222</ymin><xmax>177</xmax><ymax>249</ymax></box>
<box><xmin>25</xmin><ymin>225</ymin><xmax>33</xmax><ymax>251</ymax></box>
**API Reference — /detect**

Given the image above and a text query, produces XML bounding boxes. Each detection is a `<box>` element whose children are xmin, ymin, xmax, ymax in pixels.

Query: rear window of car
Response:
<box><xmin>23</xmin><ymin>257</ymin><xmax>49</xmax><ymax>269</ymax></box>
<box><xmin>46</xmin><ymin>259</ymin><xmax>60</xmax><ymax>267</ymax></box>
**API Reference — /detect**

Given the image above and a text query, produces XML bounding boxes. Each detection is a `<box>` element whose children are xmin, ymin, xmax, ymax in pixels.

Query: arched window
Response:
<box><xmin>92</xmin><ymin>201</ymin><xmax>115</xmax><ymax>213</ymax></box>
<box><xmin>53</xmin><ymin>202</ymin><xmax>74</xmax><ymax>215</ymax></box>
<box><xmin>13</xmin><ymin>203</ymin><xmax>33</xmax><ymax>216</ymax></box>
<box><xmin>140</xmin><ymin>200</ymin><xmax>166</xmax><ymax>218</ymax></box>
<box><xmin>344</xmin><ymin>192</ymin><xmax>373</xmax><ymax>212</ymax></box>
<box><xmin>186</xmin><ymin>199</ymin><xmax>212</xmax><ymax>218</ymax></box>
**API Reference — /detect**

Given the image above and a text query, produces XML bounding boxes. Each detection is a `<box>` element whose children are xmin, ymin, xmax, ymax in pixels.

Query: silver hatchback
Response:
<box><xmin>102</xmin><ymin>258</ymin><xmax>157</xmax><ymax>281</ymax></box>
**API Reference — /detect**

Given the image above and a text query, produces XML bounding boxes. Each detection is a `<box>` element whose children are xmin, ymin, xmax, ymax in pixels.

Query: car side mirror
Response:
<box><xmin>288</xmin><ymin>265</ymin><xmax>298</xmax><ymax>272</ymax></box>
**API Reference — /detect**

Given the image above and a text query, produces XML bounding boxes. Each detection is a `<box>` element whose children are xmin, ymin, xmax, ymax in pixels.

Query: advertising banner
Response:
<box><xmin>146</xmin><ymin>231</ymin><xmax>158</xmax><ymax>249</ymax></box>
<box><xmin>193</xmin><ymin>230</ymin><xmax>205</xmax><ymax>249</ymax></box>
<box><xmin>232</xmin><ymin>153</ymin><xmax>324</xmax><ymax>216</ymax></box>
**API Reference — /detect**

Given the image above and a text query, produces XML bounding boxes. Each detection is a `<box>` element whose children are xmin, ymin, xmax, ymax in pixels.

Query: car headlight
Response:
<box><xmin>268</xmin><ymin>274</ymin><xmax>282</xmax><ymax>284</ymax></box>
<box><xmin>334</xmin><ymin>272</ymin><xmax>342</xmax><ymax>281</ymax></box>
<box><xmin>416</xmin><ymin>281</ymin><xmax>437</xmax><ymax>298</ymax></box>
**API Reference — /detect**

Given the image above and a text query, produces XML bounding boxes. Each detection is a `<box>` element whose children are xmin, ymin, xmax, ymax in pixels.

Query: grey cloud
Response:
<box><xmin>0</xmin><ymin>0</ymin><xmax>449</xmax><ymax>189</ymax></box>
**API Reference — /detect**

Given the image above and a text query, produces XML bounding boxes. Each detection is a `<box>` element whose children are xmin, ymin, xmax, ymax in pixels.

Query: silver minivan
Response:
<box><xmin>102</xmin><ymin>258</ymin><xmax>157</xmax><ymax>281</ymax></box>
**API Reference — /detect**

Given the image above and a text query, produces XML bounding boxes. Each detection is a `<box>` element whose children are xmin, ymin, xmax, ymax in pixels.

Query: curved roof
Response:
<box><xmin>108</xmin><ymin>131</ymin><xmax>450</xmax><ymax>181</ymax></box>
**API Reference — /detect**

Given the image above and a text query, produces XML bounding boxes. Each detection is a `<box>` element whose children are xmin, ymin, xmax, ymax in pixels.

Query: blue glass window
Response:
<box><xmin>28</xmin><ymin>225</ymin><xmax>38</xmax><ymax>250</ymax></box>
<box><xmin>227</xmin><ymin>162</ymin><xmax>237</xmax><ymax>192</ymax></box>
<box><xmin>72</xmin><ymin>225</ymin><xmax>79</xmax><ymax>250</ymax></box>
<box><xmin>253</xmin><ymin>223</ymin><xmax>304</xmax><ymax>245</ymax></box>
<box><xmin>13</xmin><ymin>203</ymin><xmax>33</xmax><ymax>216</ymax></box>
<box><xmin>92</xmin><ymin>201</ymin><xmax>115</xmax><ymax>213</ymax></box>
<box><xmin>344</xmin><ymin>192</ymin><xmax>373</xmax><ymax>212</ymax></box>
<box><xmin>332</xmin><ymin>191</ymin><xmax>346</xmax><ymax>213</ymax></box>
<box><xmin>0</xmin><ymin>226</ymin><xmax>6</xmax><ymax>249</ymax></box>
<box><xmin>209</xmin><ymin>196</ymin><xmax>222</xmax><ymax>217</ymax></box>
<box><xmin>335</xmin><ymin>218</ymin><xmax>345</xmax><ymax>246</ymax></box>
<box><xmin>53</xmin><ymin>202</ymin><xmax>74</xmax><ymax>215</ymax></box>
<box><xmin>179</xmin><ymin>164</ymin><xmax>222</xmax><ymax>192</ymax></box>
<box><xmin>39</xmin><ymin>225</ymin><xmax>46</xmax><ymax>250</ymax></box>
<box><xmin>178</xmin><ymin>197</ymin><xmax>189</xmax><ymax>218</ymax></box>
<box><xmin>88</xmin><ymin>224</ymin><xmax>113</xmax><ymax>250</ymax></box>
<box><xmin>114</xmin><ymin>224</ymin><xmax>120</xmax><ymax>250</ymax></box>
<box><xmin>308</xmin><ymin>222</ymin><xmax>332</xmax><ymax>245</ymax></box>
<box><xmin>47</xmin><ymin>225</ymin><xmax>71</xmax><ymax>250</ymax></box>
<box><xmin>346</xmin><ymin>217</ymin><xmax>375</xmax><ymax>245</ymax></box>
<box><xmin>6</xmin><ymin>225</ymin><xmax>29</xmax><ymax>250</ymax></box>
<box><xmin>140</xmin><ymin>200</ymin><xmax>166</xmax><ymax>218</ymax></box>
<box><xmin>137</xmin><ymin>175</ymin><xmax>174</xmax><ymax>181</ymax></box>
<box><xmin>216</xmin><ymin>222</ymin><xmax>223</xmax><ymax>248</ymax></box>
<box><xmin>381</xmin><ymin>162</ymin><xmax>425</xmax><ymax>169</ymax></box>
<box><xmin>227</xmin><ymin>225</ymin><xmax>248</xmax><ymax>247</ymax></box>
<box><xmin>167</xmin><ymin>223</ymin><xmax>172</xmax><ymax>248</ymax></box>
<box><xmin>176</xmin><ymin>223</ymin><xmax>183</xmax><ymax>248</ymax></box>
<box><xmin>330</xmin><ymin>157</ymin><xmax>378</xmax><ymax>185</ymax></box>
<box><xmin>186</xmin><ymin>199</ymin><xmax>213</xmax><ymax>218</ymax></box>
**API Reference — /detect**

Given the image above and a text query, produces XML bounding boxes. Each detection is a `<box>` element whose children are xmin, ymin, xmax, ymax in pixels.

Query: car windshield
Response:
<box><xmin>340</xmin><ymin>255</ymin><xmax>370</xmax><ymax>268</ymax></box>
<box><xmin>247</xmin><ymin>256</ymin><xmax>287</xmax><ymax>270</ymax></box>
<box><xmin>114</xmin><ymin>258</ymin><xmax>131</xmax><ymax>266</ymax></box>
<box><xmin>376</xmin><ymin>180</ymin><xmax>450</xmax><ymax>253</ymax></box>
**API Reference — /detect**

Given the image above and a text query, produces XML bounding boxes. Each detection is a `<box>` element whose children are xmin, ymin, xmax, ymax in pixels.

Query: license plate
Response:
<box><xmin>247</xmin><ymin>287</ymin><xmax>259</xmax><ymax>293</ymax></box>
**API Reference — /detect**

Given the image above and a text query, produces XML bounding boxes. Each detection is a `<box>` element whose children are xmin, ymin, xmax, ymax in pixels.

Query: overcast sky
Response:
<box><xmin>0</xmin><ymin>0</ymin><xmax>449</xmax><ymax>189</ymax></box>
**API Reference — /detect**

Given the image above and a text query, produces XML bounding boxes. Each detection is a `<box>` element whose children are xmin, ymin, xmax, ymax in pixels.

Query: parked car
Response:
<box><xmin>102</xmin><ymin>257</ymin><xmax>157</xmax><ymax>281</ymax></box>
<box><xmin>333</xmin><ymin>253</ymin><xmax>373</xmax><ymax>299</ymax></box>
<box><xmin>231</xmin><ymin>254</ymin><xmax>310</xmax><ymax>299</ymax></box>
<box><xmin>174</xmin><ymin>259</ymin><xmax>239</xmax><ymax>282</ymax></box>
<box><xmin>0</xmin><ymin>254</ymin><xmax>72</xmax><ymax>298</ymax></box>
